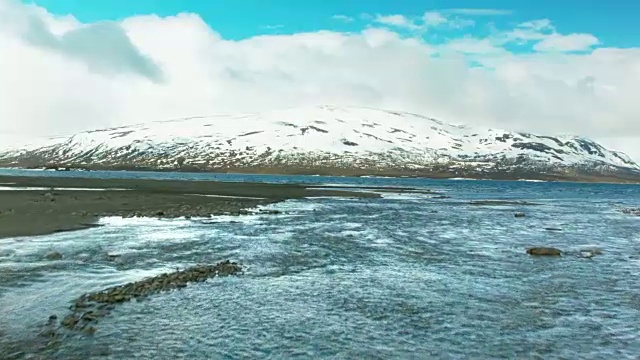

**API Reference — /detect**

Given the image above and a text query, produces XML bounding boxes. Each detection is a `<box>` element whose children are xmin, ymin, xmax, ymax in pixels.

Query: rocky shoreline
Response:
<box><xmin>0</xmin><ymin>175</ymin><xmax>378</xmax><ymax>239</ymax></box>
<box><xmin>36</xmin><ymin>261</ymin><xmax>243</xmax><ymax>352</ymax></box>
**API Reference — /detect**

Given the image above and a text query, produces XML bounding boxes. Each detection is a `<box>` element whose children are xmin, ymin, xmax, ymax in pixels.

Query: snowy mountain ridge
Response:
<box><xmin>1</xmin><ymin>105</ymin><xmax>638</xmax><ymax>181</ymax></box>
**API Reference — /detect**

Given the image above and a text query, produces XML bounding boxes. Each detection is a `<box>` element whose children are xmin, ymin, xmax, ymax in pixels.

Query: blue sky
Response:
<box><xmin>23</xmin><ymin>0</ymin><xmax>639</xmax><ymax>48</ymax></box>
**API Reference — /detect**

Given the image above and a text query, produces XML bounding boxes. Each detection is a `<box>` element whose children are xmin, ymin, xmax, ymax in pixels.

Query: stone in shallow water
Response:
<box><xmin>258</xmin><ymin>209</ymin><xmax>282</xmax><ymax>215</ymax></box>
<box><xmin>105</xmin><ymin>253</ymin><xmax>121</xmax><ymax>261</ymax></box>
<box><xmin>621</xmin><ymin>208</ymin><xmax>640</xmax><ymax>216</ymax></box>
<box><xmin>526</xmin><ymin>247</ymin><xmax>562</xmax><ymax>256</ymax></box>
<box><xmin>515</xmin><ymin>212</ymin><xmax>526</xmax><ymax>218</ymax></box>
<box><xmin>51</xmin><ymin>260</ymin><xmax>244</xmax><ymax>335</ymax></box>
<box><xmin>61</xmin><ymin>314</ymin><xmax>79</xmax><ymax>329</ymax></box>
<box><xmin>44</xmin><ymin>251</ymin><xmax>63</xmax><ymax>261</ymax></box>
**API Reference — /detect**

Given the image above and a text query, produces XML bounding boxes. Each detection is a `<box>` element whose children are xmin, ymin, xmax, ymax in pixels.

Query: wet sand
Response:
<box><xmin>0</xmin><ymin>175</ymin><xmax>378</xmax><ymax>239</ymax></box>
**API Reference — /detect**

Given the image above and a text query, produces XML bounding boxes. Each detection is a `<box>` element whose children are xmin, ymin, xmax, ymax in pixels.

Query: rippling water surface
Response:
<box><xmin>1</xmin><ymin>171</ymin><xmax>640</xmax><ymax>359</ymax></box>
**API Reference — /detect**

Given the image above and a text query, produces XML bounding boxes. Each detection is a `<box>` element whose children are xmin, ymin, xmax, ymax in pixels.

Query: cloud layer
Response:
<box><xmin>0</xmin><ymin>0</ymin><xmax>639</xmax><ymax>160</ymax></box>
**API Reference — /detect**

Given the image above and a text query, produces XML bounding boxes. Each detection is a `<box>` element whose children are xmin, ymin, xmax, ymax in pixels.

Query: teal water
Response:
<box><xmin>1</xmin><ymin>170</ymin><xmax>639</xmax><ymax>359</ymax></box>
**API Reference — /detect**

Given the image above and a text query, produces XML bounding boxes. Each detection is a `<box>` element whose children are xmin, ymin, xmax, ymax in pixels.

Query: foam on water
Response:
<box><xmin>98</xmin><ymin>216</ymin><xmax>192</xmax><ymax>227</ymax></box>
<box><xmin>376</xmin><ymin>192</ymin><xmax>439</xmax><ymax>200</ymax></box>
<box><xmin>518</xmin><ymin>179</ymin><xmax>547</xmax><ymax>183</ymax></box>
<box><xmin>256</xmin><ymin>199</ymin><xmax>325</xmax><ymax>213</ymax></box>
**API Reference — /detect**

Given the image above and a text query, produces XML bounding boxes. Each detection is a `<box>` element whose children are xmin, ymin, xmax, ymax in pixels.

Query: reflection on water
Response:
<box><xmin>1</xmin><ymin>174</ymin><xmax>640</xmax><ymax>359</ymax></box>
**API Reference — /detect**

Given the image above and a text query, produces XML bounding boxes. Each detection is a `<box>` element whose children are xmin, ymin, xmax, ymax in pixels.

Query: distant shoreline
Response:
<box><xmin>1</xmin><ymin>165</ymin><xmax>639</xmax><ymax>185</ymax></box>
<box><xmin>0</xmin><ymin>175</ymin><xmax>379</xmax><ymax>240</ymax></box>
<box><xmin>0</xmin><ymin>168</ymin><xmax>637</xmax><ymax>240</ymax></box>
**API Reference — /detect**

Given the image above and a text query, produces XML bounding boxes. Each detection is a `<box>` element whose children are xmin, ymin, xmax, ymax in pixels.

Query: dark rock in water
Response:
<box><xmin>105</xmin><ymin>253</ymin><xmax>121</xmax><ymax>261</ymax></box>
<box><xmin>39</xmin><ymin>327</ymin><xmax>57</xmax><ymax>339</ymax></box>
<box><xmin>61</xmin><ymin>314</ymin><xmax>79</xmax><ymax>329</ymax></box>
<box><xmin>621</xmin><ymin>208</ymin><xmax>640</xmax><ymax>216</ymax></box>
<box><xmin>112</xmin><ymin>294</ymin><xmax>126</xmax><ymax>303</ymax></box>
<box><xmin>74</xmin><ymin>300</ymin><xmax>89</xmax><ymax>309</ymax></box>
<box><xmin>258</xmin><ymin>209</ymin><xmax>282</xmax><ymax>215</ymax></box>
<box><xmin>545</xmin><ymin>227</ymin><xmax>562</xmax><ymax>231</ymax></box>
<box><xmin>156</xmin><ymin>211</ymin><xmax>165</xmax><ymax>217</ymax></box>
<box><xmin>527</xmin><ymin>247</ymin><xmax>562</xmax><ymax>256</ymax></box>
<box><xmin>44</xmin><ymin>251</ymin><xmax>63</xmax><ymax>261</ymax></box>
<box><xmin>82</xmin><ymin>311</ymin><xmax>100</xmax><ymax>322</ymax></box>
<box><xmin>54</xmin><ymin>260</ymin><xmax>244</xmax><ymax>334</ymax></box>
<box><xmin>515</xmin><ymin>212</ymin><xmax>526</xmax><ymax>218</ymax></box>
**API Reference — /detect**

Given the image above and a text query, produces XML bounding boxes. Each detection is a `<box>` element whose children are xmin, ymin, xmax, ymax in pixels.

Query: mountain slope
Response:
<box><xmin>1</xmin><ymin>105</ymin><xmax>638</xmax><ymax>182</ymax></box>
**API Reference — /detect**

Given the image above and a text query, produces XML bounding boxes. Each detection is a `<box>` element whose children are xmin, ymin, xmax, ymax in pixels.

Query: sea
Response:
<box><xmin>0</xmin><ymin>169</ymin><xmax>639</xmax><ymax>359</ymax></box>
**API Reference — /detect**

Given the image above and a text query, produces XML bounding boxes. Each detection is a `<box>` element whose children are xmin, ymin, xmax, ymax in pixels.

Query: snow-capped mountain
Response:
<box><xmin>1</xmin><ymin>105</ymin><xmax>638</xmax><ymax>181</ymax></box>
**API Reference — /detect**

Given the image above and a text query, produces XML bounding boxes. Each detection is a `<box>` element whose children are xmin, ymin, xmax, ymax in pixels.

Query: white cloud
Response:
<box><xmin>373</xmin><ymin>14</ymin><xmax>420</xmax><ymax>29</ymax></box>
<box><xmin>534</xmin><ymin>33</ymin><xmax>600</xmax><ymax>52</ymax></box>
<box><xmin>443</xmin><ymin>37</ymin><xmax>506</xmax><ymax>55</ymax></box>
<box><xmin>518</xmin><ymin>19</ymin><xmax>554</xmax><ymax>31</ymax></box>
<box><xmin>331</xmin><ymin>15</ymin><xmax>354</xmax><ymax>22</ymax></box>
<box><xmin>1</xmin><ymin>0</ymin><xmax>640</xmax><ymax>160</ymax></box>
<box><xmin>445</xmin><ymin>9</ymin><xmax>513</xmax><ymax>16</ymax></box>
<box><xmin>448</xmin><ymin>17</ymin><xmax>476</xmax><ymax>29</ymax></box>
<box><xmin>373</xmin><ymin>11</ymin><xmax>473</xmax><ymax>31</ymax></box>
<box><xmin>500</xmin><ymin>20</ymin><xmax>599</xmax><ymax>53</ymax></box>
<box><xmin>502</xmin><ymin>19</ymin><xmax>555</xmax><ymax>43</ymax></box>
<box><xmin>423</xmin><ymin>12</ymin><xmax>447</xmax><ymax>26</ymax></box>
<box><xmin>0</xmin><ymin>1</ymin><xmax>161</xmax><ymax>81</ymax></box>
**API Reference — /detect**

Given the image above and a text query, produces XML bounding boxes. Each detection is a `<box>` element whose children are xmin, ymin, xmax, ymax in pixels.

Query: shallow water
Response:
<box><xmin>1</xmin><ymin>172</ymin><xmax>640</xmax><ymax>359</ymax></box>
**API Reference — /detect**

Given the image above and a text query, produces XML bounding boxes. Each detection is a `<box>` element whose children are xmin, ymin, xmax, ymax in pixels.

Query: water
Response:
<box><xmin>1</xmin><ymin>170</ymin><xmax>640</xmax><ymax>359</ymax></box>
